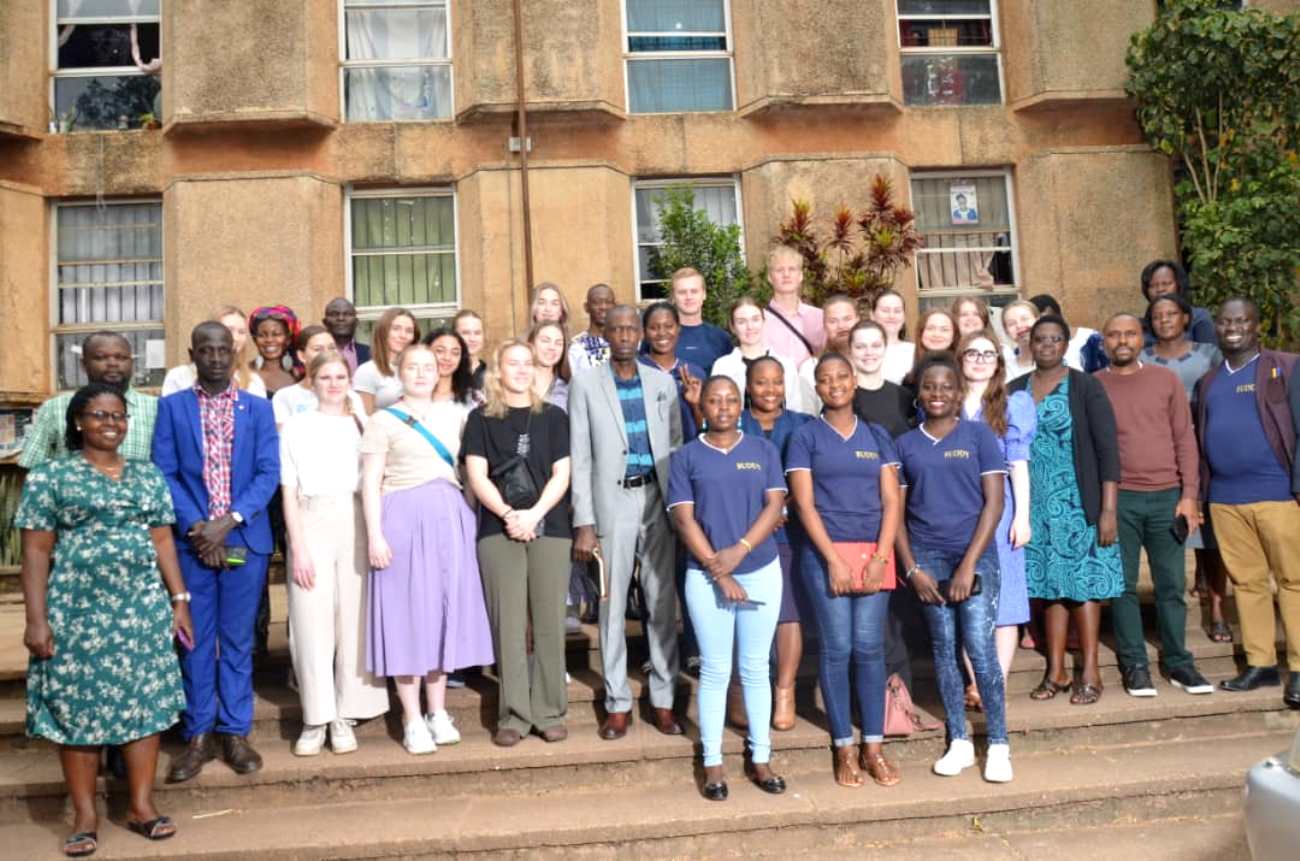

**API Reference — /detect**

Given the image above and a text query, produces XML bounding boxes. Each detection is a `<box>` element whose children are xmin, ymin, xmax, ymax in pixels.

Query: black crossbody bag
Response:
<box><xmin>489</xmin><ymin>410</ymin><xmax>540</xmax><ymax>509</ymax></box>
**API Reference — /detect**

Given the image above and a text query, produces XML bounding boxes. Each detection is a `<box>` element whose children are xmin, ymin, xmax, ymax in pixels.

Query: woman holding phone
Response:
<box><xmin>787</xmin><ymin>353</ymin><xmax>902</xmax><ymax>789</ymax></box>
<box><xmin>894</xmin><ymin>354</ymin><xmax>1011</xmax><ymax>783</ymax></box>
<box><xmin>669</xmin><ymin>376</ymin><xmax>788</xmax><ymax>801</ymax></box>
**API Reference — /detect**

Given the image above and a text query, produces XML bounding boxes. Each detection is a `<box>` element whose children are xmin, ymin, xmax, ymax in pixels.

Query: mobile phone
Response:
<box><xmin>176</xmin><ymin>627</ymin><xmax>194</xmax><ymax>651</ymax></box>
<box><xmin>1171</xmin><ymin>515</ymin><xmax>1190</xmax><ymax>544</ymax></box>
<box><xmin>224</xmin><ymin>546</ymin><xmax>248</xmax><ymax>567</ymax></box>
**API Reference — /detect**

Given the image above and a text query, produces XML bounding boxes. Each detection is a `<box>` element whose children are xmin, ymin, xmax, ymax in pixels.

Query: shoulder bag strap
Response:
<box><xmin>765</xmin><ymin>302</ymin><xmax>817</xmax><ymax>358</ymax></box>
<box><xmin>384</xmin><ymin>407</ymin><xmax>456</xmax><ymax>470</ymax></box>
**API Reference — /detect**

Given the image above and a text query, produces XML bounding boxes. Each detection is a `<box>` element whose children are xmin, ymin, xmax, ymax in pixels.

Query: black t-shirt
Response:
<box><xmin>852</xmin><ymin>382</ymin><xmax>915</xmax><ymax>439</ymax></box>
<box><xmin>462</xmin><ymin>403</ymin><xmax>572</xmax><ymax>540</ymax></box>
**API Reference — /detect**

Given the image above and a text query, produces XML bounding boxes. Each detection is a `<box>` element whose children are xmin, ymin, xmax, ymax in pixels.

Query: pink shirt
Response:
<box><xmin>763</xmin><ymin>301</ymin><xmax>825</xmax><ymax>366</ymax></box>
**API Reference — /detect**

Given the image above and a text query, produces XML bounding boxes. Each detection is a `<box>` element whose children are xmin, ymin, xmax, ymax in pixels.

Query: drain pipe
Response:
<box><xmin>512</xmin><ymin>0</ymin><xmax>535</xmax><ymax>321</ymax></box>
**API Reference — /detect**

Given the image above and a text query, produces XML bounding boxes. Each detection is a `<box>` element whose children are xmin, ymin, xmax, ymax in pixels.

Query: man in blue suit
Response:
<box><xmin>153</xmin><ymin>321</ymin><xmax>280</xmax><ymax>782</ymax></box>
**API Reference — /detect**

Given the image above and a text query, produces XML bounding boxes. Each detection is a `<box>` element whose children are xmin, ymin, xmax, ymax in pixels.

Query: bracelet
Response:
<box><xmin>902</xmin><ymin>565</ymin><xmax>918</xmax><ymax>582</ymax></box>
<box><xmin>170</xmin><ymin>591</ymin><xmax>191</xmax><ymax>604</ymax></box>
<box><xmin>737</xmin><ymin>537</ymin><xmax>753</xmax><ymax>552</ymax></box>
<box><xmin>871</xmin><ymin>553</ymin><xmax>890</xmax><ymax>565</ymax></box>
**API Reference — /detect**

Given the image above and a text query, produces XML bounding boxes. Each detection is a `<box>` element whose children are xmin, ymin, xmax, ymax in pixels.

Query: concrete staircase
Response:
<box><xmin>0</xmin><ymin>584</ymin><xmax>1295</xmax><ymax>859</ymax></box>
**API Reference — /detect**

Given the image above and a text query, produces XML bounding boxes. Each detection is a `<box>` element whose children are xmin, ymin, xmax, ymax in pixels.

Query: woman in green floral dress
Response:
<box><xmin>17</xmin><ymin>383</ymin><xmax>193</xmax><ymax>857</ymax></box>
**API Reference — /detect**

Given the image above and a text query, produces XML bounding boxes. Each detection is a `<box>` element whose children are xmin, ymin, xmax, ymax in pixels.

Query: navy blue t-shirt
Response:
<box><xmin>896</xmin><ymin>420</ymin><xmax>1007</xmax><ymax>556</ymax></box>
<box><xmin>668</xmin><ymin>433</ymin><xmax>787</xmax><ymax>575</ymax></box>
<box><xmin>785</xmin><ymin>417</ymin><xmax>899</xmax><ymax>543</ymax></box>
<box><xmin>741</xmin><ymin>408</ymin><xmax>813</xmax><ymax>544</ymax></box>
<box><xmin>677</xmin><ymin>322</ymin><xmax>734</xmax><ymax>374</ymax></box>
<box><xmin>1203</xmin><ymin>357</ymin><xmax>1293</xmax><ymax>504</ymax></box>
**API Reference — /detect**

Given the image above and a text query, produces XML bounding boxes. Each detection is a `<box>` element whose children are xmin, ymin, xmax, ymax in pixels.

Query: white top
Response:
<box><xmin>1064</xmin><ymin>326</ymin><xmax>1096</xmax><ymax>373</ymax></box>
<box><xmin>359</xmin><ymin>400</ymin><xmax>469</xmax><ymax>493</ymax></box>
<box><xmin>272</xmin><ymin>384</ymin><xmax>365</xmax><ymax>426</ymax></box>
<box><xmin>1003</xmin><ymin>344</ymin><xmax>1033</xmax><ymax>382</ymax></box>
<box><xmin>711</xmin><ymin>348</ymin><xmax>804</xmax><ymax>413</ymax></box>
<box><xmin>882</xmin><ymin>342</ymin><xmax>915</xmax><ymax>386</ymax></box>
<box><xmin>161</xmin><ymin>363</ymin><xmax>267</xmax><ymax>398</ymax></box>
<box><xmin>353</xmin><ymin>360</ymin><xmax>405</xmax><ymax>410</ymax></box>
<box><xmin>280</xmin><ymin>411</ymin><xmax>365</xmax><ymax>498</ymax></box>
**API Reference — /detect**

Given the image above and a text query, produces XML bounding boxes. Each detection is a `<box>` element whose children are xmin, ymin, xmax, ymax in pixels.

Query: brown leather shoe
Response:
<box><xmin>166</xmin><ymin>733</ymin><xmax>216</xmax><ymax>783</ymax></box>
<box><xmin>598</xmin><ymin>711</ymin><xmax>630</xmax><ymax>740</ymax></box>
<box><xmin>539</xmin><ymin>725</ymin><xmax>568</xmax><ymax>743</ymax></box>
<box><xmin>220</xmin><ymin>734</ymin><xmax>263</xmax><ymax>775</ymax></box>
<box><xmin>771</xmin><ymin>685</ymin><xmax>796</xmax><ymax>731</ymax></box>
<box><xmin>652</xmin><ymin>707</ymin><xmax>684</xmax><ymax>736</ymax></box>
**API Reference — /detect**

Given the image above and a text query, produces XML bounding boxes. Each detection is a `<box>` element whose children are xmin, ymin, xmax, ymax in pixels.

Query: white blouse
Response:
<box><xmin>280</xmin><ymin>411</ymin><xmax>365</xmax><ymax>498</ymax></box>
<box><xmin>353</xmin><ymin>360</ymin><xmax>405</xmax><ymax>410</ymax></box>
<box><xmin>882</xmin><ymin>342</ymin><xmax>915</xmax><ymax>385</ymax></box>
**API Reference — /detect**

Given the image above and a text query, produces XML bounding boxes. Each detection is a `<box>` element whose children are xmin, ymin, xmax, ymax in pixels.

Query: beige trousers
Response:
<box><xmin>1211</xmin><ymin>500</ymin><xmax>1300</xmax><ymax>669</ymax></box>
<box><xmin>288</xmin><ymin>494</ymin><xmax>390</xmax><ymax>726</ymax></box>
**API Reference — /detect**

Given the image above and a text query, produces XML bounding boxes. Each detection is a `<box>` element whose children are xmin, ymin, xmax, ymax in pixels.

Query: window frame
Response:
<box><xmin>48</xmin><ymin>197</ymin><xmax>166</xmax><ymax>392</ymax></box>
<box><xmin>895</xmin><ymin>0</ymin><xmax>1006</xmax><ymax>107</ymax></box>
<box><xmin>630</xmin><ymin>176</ymin><xmax>745</xmax><ymax>303</ymax></box>
<box><xmin>908</xmin><ymin>167</ymin><xmax>1020</xmax><ymax>299</ymax></box>
<box><xmin>49</xmin><ymin>0</ymin><xmax>162</xmax><ymax>132</ymax></box>
<box><xmin>620</xmin><ymin>0</ymin><xmax>737</xmax><ymax>115</ymax></box>
<box><xmin>337</xmin><ymin>0</ymin><xmax>455</xmax><ymax>123</ymax></box>
<box><xmin>343</xmin><ymin>186</ymin><xmax>462</xmax><ymax>322</ymax></box>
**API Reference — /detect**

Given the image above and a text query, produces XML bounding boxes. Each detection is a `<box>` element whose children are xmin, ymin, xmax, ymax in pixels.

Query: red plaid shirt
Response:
<box><xmin>195</xmin><ymin>382</ymin><xmax>238</xmax><ymax>519</ymax></box>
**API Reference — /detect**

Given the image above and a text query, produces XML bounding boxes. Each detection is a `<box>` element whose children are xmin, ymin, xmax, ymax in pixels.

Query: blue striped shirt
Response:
<box><xmin>614</xmin><ymin>369</ymin><xmax>655</xmax><ymax>478</ymax></box>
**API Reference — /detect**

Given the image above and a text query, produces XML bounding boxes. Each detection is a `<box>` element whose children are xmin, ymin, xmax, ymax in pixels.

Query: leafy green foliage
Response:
<box><xmin>1126</xmin><ymin>0</ymin><xmax>1300</xmax><ymax>345</ymax></box>
<box><xmin>648</xmin><ymin>187</ymin><xmax>759</xmax><ymax>328</ymax></box>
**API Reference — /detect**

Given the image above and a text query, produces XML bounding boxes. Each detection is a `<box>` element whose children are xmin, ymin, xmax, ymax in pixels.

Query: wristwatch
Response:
<box><xmin>170</xmin><ymin>591</ymin><xmax>192</xmax><ymax>604</ymax></box>
<box><xmin>230</xmin><ymin>511</ymin><xmax>244</xmax><ymax>525</ymax></box>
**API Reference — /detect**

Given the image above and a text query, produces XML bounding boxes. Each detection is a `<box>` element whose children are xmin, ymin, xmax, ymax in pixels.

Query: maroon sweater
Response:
<box><xmin>1095</xmin><ymin>364</ymin><xmax>1199</xmax><ymax>500</ymax></box>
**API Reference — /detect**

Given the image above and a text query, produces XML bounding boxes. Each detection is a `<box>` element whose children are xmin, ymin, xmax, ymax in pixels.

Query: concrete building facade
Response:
<box><xmin>2</xmin><ymin>0</ymin><xmax>1290</xmax><ymax>402</ymax></box>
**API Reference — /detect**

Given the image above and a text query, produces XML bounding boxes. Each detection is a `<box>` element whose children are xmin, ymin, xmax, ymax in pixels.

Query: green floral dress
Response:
<box><xmin>14</xmin><ymin>457</ymin><xmax>186</xmax><ymax>745</ymax></box>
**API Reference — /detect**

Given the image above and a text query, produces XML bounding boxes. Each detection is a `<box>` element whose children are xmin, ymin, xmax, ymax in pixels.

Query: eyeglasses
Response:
<box><xmin>962</xmin><ymin>349</ymin><xmax>999</xmax><ymax>363</ymax></box>
<box><xmin>84</xmin><ymin>410</ymin><xmax>129</xmax><ymax>423</ymax></box>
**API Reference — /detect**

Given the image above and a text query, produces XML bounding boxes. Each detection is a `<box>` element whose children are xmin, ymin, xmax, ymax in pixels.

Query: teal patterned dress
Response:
<box><xmin>1025</xmin><ymin>377</ymin><xmax>1123</xmax><ymax>602</ymax></box>
<box><xmin>14</xmin><ymin>457</ymin><xmax>186</xmax><ymax>745</ymax></box>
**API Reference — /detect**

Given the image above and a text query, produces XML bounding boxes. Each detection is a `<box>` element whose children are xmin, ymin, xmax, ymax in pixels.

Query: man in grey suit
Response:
<box><xmin>570</xmin><ymin>305</ymin><xmax>684</xmax><ymax>740</ymax></box>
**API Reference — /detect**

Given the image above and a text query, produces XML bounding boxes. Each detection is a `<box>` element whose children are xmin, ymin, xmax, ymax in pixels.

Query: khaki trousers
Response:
<box><xmin>288</xmin><ymin>494</ymin><xmax>390</xmax><ymax>726</ymax></box>
<box><xmin>1210</xmin><ymin>500</ymin><xmax>1300</xmax><ymax>669</ymax></box>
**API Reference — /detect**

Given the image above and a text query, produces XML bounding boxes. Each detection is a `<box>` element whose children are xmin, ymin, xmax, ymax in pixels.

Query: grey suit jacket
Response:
<box><xmin>569</xmin><ymin>362</ymin><xmax>683</xmax><ymax>531</ymax></box>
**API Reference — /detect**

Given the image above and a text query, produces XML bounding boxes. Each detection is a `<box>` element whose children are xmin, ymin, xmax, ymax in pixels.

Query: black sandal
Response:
<box><xmin>1070</xmin><ymin>683</ymin><xmax>1103</xmax><ymax>706</ymax></box>
<box><xmin>1029</xmin><ymin>678</ymin><xmax>1070</xmax><ymax>701</ymax></box>
<box><xmin>63</xmin><ymin>831</ymin><xmax>98</xmax><ymax>857</ymax></box>
<box><xmin>127</xmin><ymin>815</ymin><xmax>176</xmax><ymax>841</ymax></box>
<box><xmin>1207</xmin><ymin>621</ymin><xmax>1233</xmax><ymax>644</ymax></box>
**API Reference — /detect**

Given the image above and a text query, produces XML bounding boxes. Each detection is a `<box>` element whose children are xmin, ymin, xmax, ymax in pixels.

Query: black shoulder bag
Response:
<box><xmin>489</xmin><ymin>410</ymin><xmax>540</xmax><ymax>510</ymax></box>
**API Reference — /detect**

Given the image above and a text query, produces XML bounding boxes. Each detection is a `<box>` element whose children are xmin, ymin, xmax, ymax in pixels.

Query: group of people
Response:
<box><xmin>15</xmin><ymin>244</ymin><xmax>1300</xmax><ymax>855</ymax></box>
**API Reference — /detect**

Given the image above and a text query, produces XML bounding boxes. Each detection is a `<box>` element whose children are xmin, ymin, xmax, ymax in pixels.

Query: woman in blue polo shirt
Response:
<box><xmin>739</xmin><ymin>356</ymin><xmax>812</xmax><ymax>731</ymax></box>
<box><xmin>787</xmin><ymin>353</ymin><xmax>902</xmax><ymax>789</ymax></box>
<box><xmin>669</xmin><ymin>376</ymin><xmax>788</xmax><ymax>802</ymax></box>
<box><xmin>894</xmin><ymin>354</ymin><xmax>1011</xmax><ymax>784</ymax></box>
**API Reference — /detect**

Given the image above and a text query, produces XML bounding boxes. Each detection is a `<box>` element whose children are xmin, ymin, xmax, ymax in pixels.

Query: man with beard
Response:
<box><xmin>20</xmin><ymin>332</ymin><xmax>157</xmax><ymax>467</ymax></box>
<box><xmin>322</xmin><ymin>297</ymin><xmax>370</xmax><ymax>373</ymax></box>
<box><xmin>1096</xmin><ymin>313</ymin><xmax>1211</xmax><ymax>698</ymax></box>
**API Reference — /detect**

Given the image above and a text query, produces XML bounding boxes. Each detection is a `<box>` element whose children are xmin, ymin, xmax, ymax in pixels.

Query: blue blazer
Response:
<box><xmin>152</xmin><ymin>388</ymin><xmax>281</xmax><ymax>555</ymax></box>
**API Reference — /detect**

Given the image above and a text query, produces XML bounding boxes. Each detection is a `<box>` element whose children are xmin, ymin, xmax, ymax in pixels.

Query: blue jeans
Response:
<box><xmin>685</xmin><ymin>558</ymin><xmax>782</xmax><ymax>767</ymax></box>
<box><xmin>914</xmin><ymin>545</ymin><xmax>1007</xmax><ymax>746</ymax></box>
<box><xmin>799</xmin><ymin>545</ymin><xmax>890</xmax><ymax>747</ymax></box>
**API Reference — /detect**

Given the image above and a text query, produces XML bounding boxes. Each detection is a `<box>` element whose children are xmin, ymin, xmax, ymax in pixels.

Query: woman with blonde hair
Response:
<box><xmin>1000</xmin><ymin>300</ymin><xmax>1039</xmax><ymax>381</ymax></box>
<box><xmin>454</xmin><ymin>309</ymin><xmax>489</xmax><ymax>393</ymax></box>
<box><xmin>951</xmin><ymin>297</ymin><xmax>994</xmax><ymax>339</ymax></box>
<box><xmin>530</xmin><ymin>282</ymin><xmax>570</xmax><ymax>327</ymax></box>
<box><xmin>872</xmin><ymin>290</ymin><xmax>913</xmax><ymax>386</ymax></box>
<box><xmin>271</xmin><ymin>325</ymin><xmax>365</xmax><ymax>429</ymax></box>
<box><xmin>354</xmin><ymin>307</ymin><xmax>421</xmax><ymax>414</ymax></box>
<box><xmin>527</xmin><ymin>321</ymin><xmax>572</xmax><ymax>411</ymax></box>
<box><xmin>161</xmin><ymin>304</ymin><xmax>267</xmax><ymax>397</ymax></box>
<box><xmin>281</xmin><ymin>353</ymin><xmax>390</xmax><ymax>756</ymax></box>
<box><xmin>464</xmin><ymin>340</ymin><xmax>573</xmax><ymax>746</ymax></box>
<box><xmin>713</xmin><ymin>296</ymin><xmax>803</xmax><ymax>413</ymax></box>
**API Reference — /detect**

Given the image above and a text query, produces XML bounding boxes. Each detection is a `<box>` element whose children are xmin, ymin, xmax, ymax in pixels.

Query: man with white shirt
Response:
<box><xmin>763</xmin><ymin>244</ymin><xmax>824</xmax><ymax>367</ymax></box>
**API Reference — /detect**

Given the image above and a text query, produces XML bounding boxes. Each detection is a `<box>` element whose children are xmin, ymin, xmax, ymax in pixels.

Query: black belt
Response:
<box><xmin>620</xmin><ymin>472</ymin><xmax>656</xmax><ymax>489</ymax></box>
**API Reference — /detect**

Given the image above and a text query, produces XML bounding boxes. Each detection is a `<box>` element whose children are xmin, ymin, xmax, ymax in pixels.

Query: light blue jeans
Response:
<box><xmin>684</xmin><ymin>557</ymin><xmax>783</xmax><ymax>767</ymax></box>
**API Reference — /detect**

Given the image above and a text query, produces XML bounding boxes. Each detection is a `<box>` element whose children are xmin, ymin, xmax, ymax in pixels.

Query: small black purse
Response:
<box><xmin>490</xmin><ymin>411</ymin><xmax>540</xmax><ymax>510</ymax></box>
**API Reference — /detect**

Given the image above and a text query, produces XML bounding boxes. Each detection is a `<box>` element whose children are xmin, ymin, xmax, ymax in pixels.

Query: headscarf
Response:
<box><xmin>249</xmin><ymin>305</ymin><xmax>303</xmax><ymax>376</ymax></box>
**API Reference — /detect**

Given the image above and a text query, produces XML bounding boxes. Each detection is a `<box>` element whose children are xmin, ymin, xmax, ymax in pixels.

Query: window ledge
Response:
<box><xmin>737</xmin><ymin>93</ymin><xmax>903</xmax><ymax>119</ymax></box>
<box><xmin>456</xmin><ymin>99</ymin><xmax>627</xmax><ymax>124</ymax></box>
<box><xmin>163</xmin><ymin>109</ymin><xmax>339</xmax><ymax>136</ymax></box>
<box><xmin>1010</xmin><ymin>90</ymin><xmax>1130</xmax><ymax>113</ymax></box>
<box><xmin>0</xmin><ymin>121</ymin><xmax>42</xmax><ymax>141</ymax></box>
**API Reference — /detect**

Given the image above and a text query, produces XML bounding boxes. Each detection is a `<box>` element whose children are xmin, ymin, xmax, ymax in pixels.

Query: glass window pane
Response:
<box><xmin>54</xmin><ymin>74</ymin><xmax>161</xmax><ymax>129</ymax></box>
<box><xmin>345</xmin><ymin>65</ymin><xmax>452</xmax><ymax>121</ymax></box>
<box><xmin>628</xmin><ymin>58</ymin><xmax>732</xmax><ymax>113</ymax></box>
<box><xmin>58</xmin><ymin>0</ymin><xmax>160</xmax><ymax>18</ymax></box>
<box><xmin>58</xmin><ymin>23</ymin><xmax>159</xmax><ymax>69</ymax></box>
<box><xmin>901</xmin><ymin>53</ymin><xmax>1000</xmax><ymax>106</ymax></box>
<box><xmin>627</xmin><ymin>0</ymin><xmax>725</xmax><ymax>33</ymax></box>
<box><xmin>898</xmin><ymin>0</ymin><xmax>990</xmax><ymax>15</ymax></box>
<box><xmin>629</xmin><ymin>35</ymin><xmax>727</xmax><ymax>52</ymax></box>
<box><xmin>899</xmin><ymin>19</ymin><xmax>992</xmax><ymax>48</ymax></box>
<box><xmin>345</xmin><ymin>8</ymin><xmax>448</xmax><ymax>61</ymax></box>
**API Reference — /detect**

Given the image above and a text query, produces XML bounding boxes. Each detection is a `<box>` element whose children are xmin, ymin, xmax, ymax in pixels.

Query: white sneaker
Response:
<box><xmin>293</xmin><ymin>724</ymin><xmax>326</xmax><ymax>756</ymax></box>
<box><xmin>983</xmin><ymin>743</ymin><xmax>1013</xmax><ymax>783</ymax></box>
<box><xmin>426</xmin><ymin>710</ymin><xmax>461</xmax><ymax>746</ymax></box>
<box><xmin>329</xmin><ymin>719</ymin><xmax>358</xmax><ymax>754</ymax></box>
<box><xmin>403</xmin><ymin>718</ymin><xmax>437</xmax><ymax>755</ymax></box>
<box><xmin>932</xmin><ymin>738</ymin><xmax>976</xmax><ymax>776</ymax></box>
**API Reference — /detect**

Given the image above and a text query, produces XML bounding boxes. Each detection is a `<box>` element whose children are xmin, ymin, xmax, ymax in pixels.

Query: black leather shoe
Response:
<box><xmin>1219</xmin><ymin>666</ymin><xmax>1280</xmax><ymax>692</ymax></box>
<box><xmin>701</xmin><ymin>781</ymin><xmax>728</xmax><ymax>801</ymax></box>
<box><xmin>166</xmin><ymin>733</ymin><xmax>216</xmax><ymax>783</ymax></box>
<box><xmin>1285</xmin><ymin>674</ymin><xmax>1300</xmax><ymax>709</ymax></box>
<box><xmin>220</xmin><ymin>734</ymin><xmax>264</xmax><ymax>775</ymax></box>
<box><xmin>745</xmin><ymin>761</ymin><xmax>787</xmax><ymax>794</ymax></box>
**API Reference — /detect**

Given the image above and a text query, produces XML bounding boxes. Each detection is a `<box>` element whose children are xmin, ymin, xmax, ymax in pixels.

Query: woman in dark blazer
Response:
<box><xmin>1009</xmin><ymin>315</ymin><xmax>1122</xmax><ymax>705</ymax></box>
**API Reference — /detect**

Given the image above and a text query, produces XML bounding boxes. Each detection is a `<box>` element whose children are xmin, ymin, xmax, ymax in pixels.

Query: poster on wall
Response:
<box><xmin>950</xmin><ymin>182</ymin><xmax>979</xmax><ymax>225</ymax></box>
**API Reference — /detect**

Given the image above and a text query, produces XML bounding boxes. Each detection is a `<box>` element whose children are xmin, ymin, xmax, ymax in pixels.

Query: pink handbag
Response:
<box><xmin>884</xmin><ymin>673</ymin><xmax>942</xmax><ymax>737</ymax></box>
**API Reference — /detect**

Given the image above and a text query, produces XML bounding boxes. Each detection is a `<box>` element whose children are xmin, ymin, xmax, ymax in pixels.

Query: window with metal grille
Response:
<box><xmin>624</xmin><ymin>0</ymin><xmax>734</xmax><ymax>114</ymax></box>
<box><xmin>347</xmin><ymin>189</ymin><xmax>459</xmax><ymax>322</ymax></box>
<box><xmin>633</xmin><ymin>178</ymin><xmax>742</xmax><ymax>301</ymax></box>
<box><xmin>52</xmin><ymin>0</ymin><xmax>162</xmax><ymax>132</ymax></box>
<box><xmin>897</xmin><ymin>0</ymin><xmax>1002</xmax><ymax>107</ymax></box>
<box><xmin>910</xmin><ymin>170</ymin><xmax>1018</xmax><ymax>305</ymax></box>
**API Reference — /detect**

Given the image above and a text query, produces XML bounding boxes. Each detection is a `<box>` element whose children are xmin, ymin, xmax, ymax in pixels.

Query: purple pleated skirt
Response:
<box><xmin>366</xmin><ymin>479</ymin><xmax>496</xmax><ymax>677</ymax></box>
